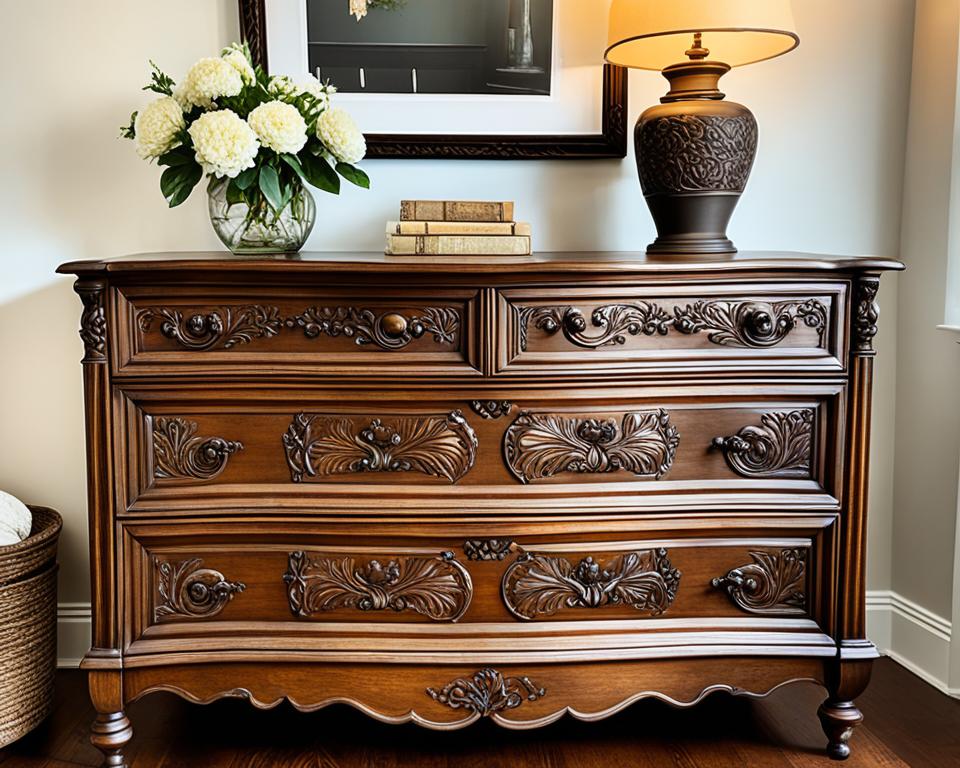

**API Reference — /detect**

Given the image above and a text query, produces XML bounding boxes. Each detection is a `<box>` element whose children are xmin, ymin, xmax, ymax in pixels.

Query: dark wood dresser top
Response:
<box><xmin>58</xmin><ymin>250</ymin><xmax>905</xmax><ymax>277</ymax></box>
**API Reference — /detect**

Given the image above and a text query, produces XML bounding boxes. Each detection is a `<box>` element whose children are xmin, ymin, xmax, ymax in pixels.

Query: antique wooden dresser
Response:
<box><xmin>59</xmin><ymin>251</ymin><xmax>902</xmax><ymax>765</ymax></box>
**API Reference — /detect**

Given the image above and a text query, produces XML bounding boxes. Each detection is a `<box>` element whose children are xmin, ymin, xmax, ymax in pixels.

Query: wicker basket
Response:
<box><xmin>0</xmin><ymin>506</ymin><xmax>62</xmax><ymax>747</ymax></box>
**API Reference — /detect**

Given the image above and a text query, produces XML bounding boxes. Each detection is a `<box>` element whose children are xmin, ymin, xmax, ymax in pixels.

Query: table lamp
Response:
<box><xmin>606</xmin><ymin>0</ymin><xmax>798</xmax><ymax>255</ymax></box>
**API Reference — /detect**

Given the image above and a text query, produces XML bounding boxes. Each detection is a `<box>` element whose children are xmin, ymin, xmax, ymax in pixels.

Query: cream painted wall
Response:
<box><xmin>894</xmin><ymin>0</ymin><xmax>960</xmax><ymax>621</ymax></box>
<box><xmin>0</xmin><ymin>0</ymin><xmax>913</xmax><ymax>620</ymax></box>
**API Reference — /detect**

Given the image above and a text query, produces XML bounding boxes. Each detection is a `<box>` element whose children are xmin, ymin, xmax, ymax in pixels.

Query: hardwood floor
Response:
<box><xmin>1</xmin><ymin>659</ymin><xmax>957</xmax><ymax>767</ymax></box>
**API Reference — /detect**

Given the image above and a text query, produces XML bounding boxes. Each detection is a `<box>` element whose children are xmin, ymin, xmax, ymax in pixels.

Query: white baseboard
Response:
<box><xmin>57</xmin><ymin>596</ymin><xmax>960</xmax><ymax>697</ymax></box>
<box><xmin>866</xmin><ymin>589</ymin><xmax>959</xmax><ymax>697</ymax></box>
<box><xmin>57</xmin><ymin>602</ymin><xmax>90</xmax><ymax>669</ymax></box>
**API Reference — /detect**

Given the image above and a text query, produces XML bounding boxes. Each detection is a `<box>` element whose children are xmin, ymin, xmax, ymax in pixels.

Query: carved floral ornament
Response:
<box><xmin>853</xmin><ymin>277</ymin><xmax>881</xmax><ymax>355</ymax></box>
<box><xmin>501</xmin><ymin>548</ymin><xmax>681</xmax><ymax>621</ymax></box>
<box><xmin>75</xmin><ymin>281</ymin><xmax>107</xmax><ymax>363</ymax></box>
<box><xmin>463</xmin><ymin>539</ymin><xmax>515</xmax><ymax>561</ymax></box>
<box><xmin>283</xmin><ymin>550</ymin><xmax>472</xmax><ymax>622</ymax></box>
<box><xmin>518</xmin><ymin>298</ymin><xmax>828</xmax><ymax>351</ymax></box>
<box><xmin>282</xmin><ymin>411</ymin><xmax>478</xmax><ymax>484</ymax></box>
<box><xmin>712</xmin><ymin>549</ymin><xmax>807</xmax><ymax>615</ymax></box>
<box><xmin>503</xmin><ymin>409</ymin><xmax>679</xmax><ymax>484</ymax></box>
<box><xmin>152</xmin><ymin>417</ymin><xmax>243</xmax><ymax>482</ymax></box>
<box><xmin>136</xmin><ymin>304</ymin><xmax>460</xmax><ymax>353</ymax></box>
<box><xmin>154</xmin><ymin>558</ymin><xmax>246</xmax><ymax>622</ymax></box>
<box><xmin>426</xmin><ymin>668</ymin><xmax>546</xmax><ymax>717</ymax></box>
<box><xmin>713</xmin><ymin>410</ymin><xmax>815</xmax><ymax>480</ymax></box>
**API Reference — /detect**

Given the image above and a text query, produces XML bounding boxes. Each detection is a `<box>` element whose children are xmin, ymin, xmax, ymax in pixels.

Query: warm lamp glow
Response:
<box><xmin>605</xmin><ymin>0</ymin><xmax>798</xmax><ymax>71</ymax></box>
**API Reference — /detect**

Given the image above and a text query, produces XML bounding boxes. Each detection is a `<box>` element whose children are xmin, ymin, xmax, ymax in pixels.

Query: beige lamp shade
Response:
<box><xmin>605</xmin><ymin>0</ymin><xmax>798</xmax><ymax>71</ymax></box>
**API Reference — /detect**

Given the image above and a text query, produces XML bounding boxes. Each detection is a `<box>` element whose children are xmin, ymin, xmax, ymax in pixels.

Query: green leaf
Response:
<box><xmin>160</xmin><ymin>163</ymin><xmax>202</xmax><ymax>208</ymax></box>
<box><xmin>335</xmin><ymin>162</ymin><xmax>370</xmax><ymax>189</ymax></box>
<box><xmin>158</xmin><ymin>147</ymin><xmax>194</xmax><ymax>167</ymax></box>
<box><xmin>280</xmin><ymin>154</ymin><xmax>305</xmax><ymax>179</ymax></box>
<box><xmin>120</xmin><ymin>112</ymin><xmax>137</xmax><ymax>140</ymax></box>
<box><xmin>301</xmin><ymin>152</ymin><xmax>340</xmax><ymax>195</ymax></box>
<box><xmin>258</xmin><ymin>164</ymin><xmax>284</xmax><ymax>211</ymax></box>
<box><xmin>234</xmin><ymin>167</ymin><xmax>257</xmax><ymax>190</ymax></box>
<box><xmin>143</xmin><ymin>60</ymin><xmax>175</xmax><ymax>96</ymax></box>
<box><xmin>226</xmin><ymin>179</ymin><xmax>246</xmax><ymax>206</ymax></box>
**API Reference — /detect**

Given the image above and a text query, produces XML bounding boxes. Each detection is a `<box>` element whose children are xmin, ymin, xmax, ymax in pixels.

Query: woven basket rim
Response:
<box><xmin>0</xmin><ymin>506</ymin><xmax>62</xmax><ymax>556</ymax></box>
<box><xmin>0</xmin><ymin>561</ymin><xmax>59</xmax><ymax>593</ymax></box>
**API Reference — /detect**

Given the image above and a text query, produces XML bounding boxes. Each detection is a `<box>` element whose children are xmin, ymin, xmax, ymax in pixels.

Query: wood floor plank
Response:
<box><xmin>1</xmin><ymin>660</ymin><xmax>957</xmax><ymax>767</ymax></box>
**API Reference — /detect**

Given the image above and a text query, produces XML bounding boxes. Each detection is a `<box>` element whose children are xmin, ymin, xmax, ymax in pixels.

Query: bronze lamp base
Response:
<box><xmin>636</xmin><ymin>54</ymin><xmax>758</xmax><ymax>255</ymax></box>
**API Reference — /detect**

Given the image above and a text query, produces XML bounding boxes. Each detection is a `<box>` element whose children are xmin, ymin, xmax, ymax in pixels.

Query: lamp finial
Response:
<box><xmin>685</xmin><ymin>32</ymin><xmax>710</xmax><ymax>61</ymax></box>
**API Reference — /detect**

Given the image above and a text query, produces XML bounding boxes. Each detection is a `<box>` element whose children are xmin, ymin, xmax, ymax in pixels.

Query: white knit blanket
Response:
<box><xmin>0</xmin><ymin>491</ymin><xmax>31</xmax><ymax>546</ymax></box>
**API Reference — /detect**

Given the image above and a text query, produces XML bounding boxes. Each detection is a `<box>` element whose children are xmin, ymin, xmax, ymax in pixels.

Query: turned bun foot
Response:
<box><xmin>90</xmin><ymin>711</ymin><xmax>132</xmax><ymax>768</ymax></box>
<box><xmin>818</xmin><ymin>699</ymin><xmax>863</xmax><ymax>760</ymax></box>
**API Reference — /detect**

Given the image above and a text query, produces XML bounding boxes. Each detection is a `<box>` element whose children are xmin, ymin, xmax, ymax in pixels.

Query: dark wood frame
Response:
<box><xmin>238</xmin><ymin>0</ymin><xmax>629</xmax><ymax>160</ymax></box>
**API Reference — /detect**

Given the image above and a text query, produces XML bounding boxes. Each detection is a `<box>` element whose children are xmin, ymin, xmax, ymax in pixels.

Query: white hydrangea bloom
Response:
<box><xmin>268</xmin><ymin>75</ymin><xmax>299</xmax><ymax>101</ymax></box>
<box><xmin>248</xmin><ymin>101</ymin><xmax>308</xmax><ymax>155</ymax></box>
<box><xmin>171</xmin><ymin>82</ymin><xmax>190</xmax><ymax>111</ymax></box>
<box><xmin>316</xmin><ymin>107</ymin><xmax>366</xmax><ymax>164</ymax></box>
<box><xmin>180</xmin><ymin>57</ymin><xmax>243</xmax><ymax>109</ymax></box>
<box><xmin>188</xmin><ymin>109</ymin><xmax>260</xmax><ymax>178</ymax></box>
<box><xmin>222</xmin><ymin>48</ymin><xmax>255</xmax><ymax>85</ymax></box>
<box><xmin>134</xmin><ymin>96</ymin><xmax>185</xmax><ymax>159</ymax></box>
<box><xmin>299</xmin><ymin>75</ymin><xmax>336</xmax><ymax>110</ymax></box>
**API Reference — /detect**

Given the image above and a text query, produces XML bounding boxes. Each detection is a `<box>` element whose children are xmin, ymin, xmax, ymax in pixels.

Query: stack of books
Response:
<box><xmin>385</xmin><ymin>200</ymin><xmax>532</xmax><ymax>256</ymax></box>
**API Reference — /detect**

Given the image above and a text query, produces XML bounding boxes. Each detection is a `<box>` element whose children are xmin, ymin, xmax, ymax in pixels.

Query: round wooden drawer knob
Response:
<box><xmin>380</xmin><ymin>313</ymin><xmax>409</xmax><ymax>338</ymax></box>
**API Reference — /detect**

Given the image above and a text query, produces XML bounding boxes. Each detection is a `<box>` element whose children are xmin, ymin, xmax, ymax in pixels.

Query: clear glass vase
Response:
<box><xmin>207</xmin><ymin>176</ymin><xmax>316</xmax><ymax>255</ymax></box>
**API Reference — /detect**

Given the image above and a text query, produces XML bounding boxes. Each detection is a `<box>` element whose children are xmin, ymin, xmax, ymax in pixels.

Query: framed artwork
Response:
<box><xmin>238</xmin><ymin>0</ymin><xmax>628</xmax><ymax>160</ymax></box>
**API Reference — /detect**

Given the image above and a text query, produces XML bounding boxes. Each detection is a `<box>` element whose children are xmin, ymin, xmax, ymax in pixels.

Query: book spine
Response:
<box><xmin>399</xmin><ymin>201</ymin><xmax>515</xmax><ymax>222</ymax></box>
<box><xmin>385</xmin><ymin>234</ymin><xmax>532</xmax><ymax>256</ymax></box>
<box><xmin>387</xmin><ymin>221</ymin><xmax>531</xmax><ymax>236</ymax></box>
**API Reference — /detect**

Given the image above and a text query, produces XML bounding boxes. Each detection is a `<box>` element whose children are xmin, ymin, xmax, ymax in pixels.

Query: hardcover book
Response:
<box><xmin>399</xmin><ymin>201</ymin><xmax>515</xmax><ymax>223</ymax></box>
<box><xmin>385</xmin><ymin>234</ymin><xmax>532</xmax><ymax>256</ymax></box>
<box><xmin>387</xmin><ymin>221</ymin><xmax>532</xmax><ymax>236</ymax></box>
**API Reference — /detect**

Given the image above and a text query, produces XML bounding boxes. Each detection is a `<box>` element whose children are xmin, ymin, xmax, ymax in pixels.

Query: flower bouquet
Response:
<box><xmin>123</xmin><ymin>43</ymin><xmax>368</xmax><ymax>254</ymax></box>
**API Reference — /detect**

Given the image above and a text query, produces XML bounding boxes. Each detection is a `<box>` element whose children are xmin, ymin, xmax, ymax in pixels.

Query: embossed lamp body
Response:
<box><xmin>636</xmin><ymin>61</ymin><xmax>757</xmax><ymax>255</ymax></box>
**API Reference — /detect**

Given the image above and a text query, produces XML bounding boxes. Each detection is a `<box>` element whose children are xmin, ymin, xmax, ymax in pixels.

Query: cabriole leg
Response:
<box><xmin>88</xmin><ymin>671</ymin><xmax>132</xmax><ymax>768</ymax></box>
<box><xmin>818</xmin><ymin>660</ymin><xmax>872</xmax><ymax>760</ymax></box>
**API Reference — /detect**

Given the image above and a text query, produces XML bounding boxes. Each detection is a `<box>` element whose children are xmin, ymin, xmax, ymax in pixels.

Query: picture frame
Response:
<box><xmin>238</xmin><ymin>0</ymin><xmax>628</xmax><ymax>160</ymax></box>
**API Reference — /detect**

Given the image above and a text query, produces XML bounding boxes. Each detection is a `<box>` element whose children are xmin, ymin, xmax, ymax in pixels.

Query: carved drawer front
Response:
<box><xmin>120</xmin><ymin>518</ymin><xmax>834</xmax><ymax>655</ymax></box>
<box><xmin>498</xmin><ymin>283</ymin><xmax>846</xmax><ymax>375</ymax></box>
<box><xmin>113</xmin><ymin>285</ymin><xmax>479</xmax><ymax>375</ymax></box>
<box><xmin>120</xmin><ymin>386</ymin><xmax>841</xmax><ymax>512</ymax></box>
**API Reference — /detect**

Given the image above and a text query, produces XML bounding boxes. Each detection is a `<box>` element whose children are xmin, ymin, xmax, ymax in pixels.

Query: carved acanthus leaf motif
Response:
<box><xmin>426</xmin><ymin>668</ymin><xmax>546</xmax><ymax>716</ymax></box>
<box><xmin>282</xmin><ymin>411</ymin><xmax>477</xmax><ymax>484</ymax></box>
<box><xmin>519</xmin><ymin>299</ymin><xmax>828</xmax><ymax>351</ymax></box>
<box><xmin>286</xmin><ymin>306</ymin><xmax>459</xmax><ymax>350</ymax></box>
<box><xmin>672</xmin><ymin>300</ymin><xmax>828</xmax><ymax>348</ymax></box>
<box><xmin>138</xmin><ymin>306</ymin><xmax>283</xmax><ymax>350</ymax></box>
<box><xmin>712</xmin><ymin>549</ymin><xmax>807</xmax><ymax>615</ymax></box>
<box><xmin>518</xmin><ymin>304</ymin><xmax>672</xmax><ymax>350</ymax></box>
<box><xmin>712</xmin><ymin>410</ymin><xmax>815</xmax><ymax>479</ymax></box>
<box><xmin>502</xmin><ymin>548</ymin><xmax>681</xmax><ymax>620</ymax></box>
<box><xmin>853</xmin><ymin>277</ymin><xmax>880</xmax><ymax>355</ymax></box>
<box><xmin>637</xmin><ymin>113</ymin><xmax>759</xmax><ymax>195</ymax></box>
<box><xmin>75</xmin><ymin>281</ymin><xmax>107</xmax><ymax>363</ymax></box>
<box><xmin>469</xmin><ymin>400</ymin><xmax>514</xmax><ymax>420</ymax></box>
<box><xmin>153</xmin><ymin>417</ymin><xmax>243</xmax><ymax>481</ymax></box>
<box><xmin>282</xmin><ymin>551</ymin><xmax>473</xmax><ymax>622</ymax></box>
<box><xmin>154</xmin><ymin>558</ymin><xmax>246</xmax><ymax>622</ymax></box>
<box><xmin>503</xmin><ymin>410</ymin><xmax>679</xmax><ymax>484</ymax></box>
<box><xmin>463</xmin><ymin>539</ymin><xmax>515</xmax><ymax>561</ymax></box>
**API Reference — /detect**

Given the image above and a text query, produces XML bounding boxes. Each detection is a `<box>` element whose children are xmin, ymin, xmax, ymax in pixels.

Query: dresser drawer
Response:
<box><xmin>120</xmin><ymin>516</ymin><xmax>837</xmax><ymax>656</ymax></box>
<box><xmin>112</xmin><ymin>284</ymin><xmax>480</xmax><ymax>376</ymax></box>
<box><xmin>116</xmin><ymin>384</ymin><xmax>844</xmax><ymax>514</ymax></box>
<box><xmin>498</xmin><ymin>281</ymin><xmax>848</xmax><ymax>375</ymax></box>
